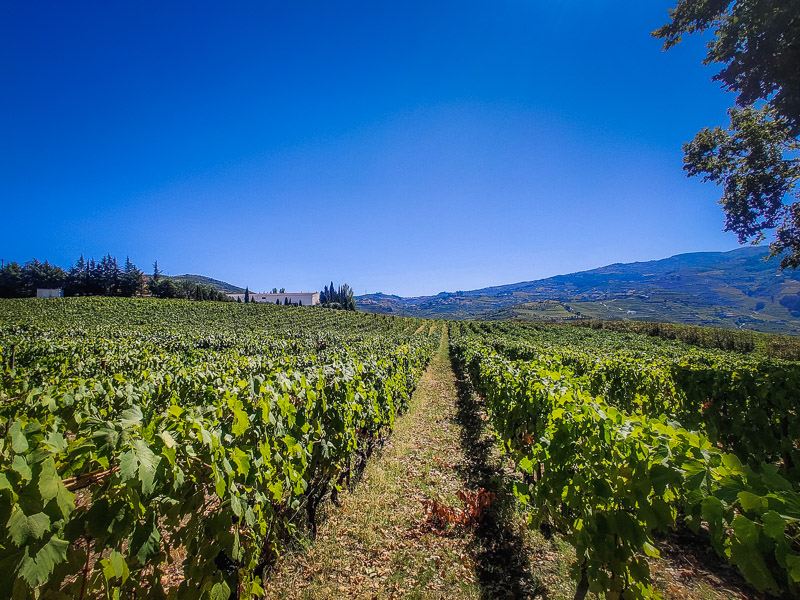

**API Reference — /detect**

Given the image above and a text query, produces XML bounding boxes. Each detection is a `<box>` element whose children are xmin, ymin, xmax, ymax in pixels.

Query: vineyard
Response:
<box><xmin>2</xmin><ymin>298</ymin><xmax>800</xmax><ymax>599</ymax></box>
<box><xmin>0</xmin><ymin>298</ymin><xmax>439</xmax><ymax>599</ymax></box>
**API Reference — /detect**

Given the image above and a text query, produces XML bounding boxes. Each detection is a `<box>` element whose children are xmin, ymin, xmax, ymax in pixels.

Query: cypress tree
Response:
<box><xmin>66</xmin><ymin>255</ymin><xmax>87</xmax><ymax>296</ymax></box>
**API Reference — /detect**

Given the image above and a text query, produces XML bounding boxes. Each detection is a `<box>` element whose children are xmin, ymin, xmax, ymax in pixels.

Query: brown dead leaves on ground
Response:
<box><xmin>420</xmin><ymin>489</ymin><xmax>496</xmax><ymax>530</ymax></box>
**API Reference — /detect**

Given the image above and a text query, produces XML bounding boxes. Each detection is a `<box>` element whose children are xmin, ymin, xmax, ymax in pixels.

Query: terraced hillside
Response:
<box><xmin>358</xmin><ymin>247</ymin><xmax>800</xmax><ymax>334</ymax></box>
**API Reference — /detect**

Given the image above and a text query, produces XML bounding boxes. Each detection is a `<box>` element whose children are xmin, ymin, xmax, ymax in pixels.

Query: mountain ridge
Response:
<box><xmin>356</xmin><ymin>247</ymin><xmax>800</xmax><ymax>335</ymax></box>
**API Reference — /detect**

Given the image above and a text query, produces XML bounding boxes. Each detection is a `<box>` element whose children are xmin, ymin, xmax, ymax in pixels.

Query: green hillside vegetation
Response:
<box><xmin>492</xmin><ymin>293</ymin><xmax>800</xmax><ymax>336</ymax></box>
<box><xmin>485</xmin><ymin>300</ymin><xmax>577</xmax><ymax>322</ymax></box>
<box><xmin>569</xmin><ymin>319</ymin><xmax>800</xmax><ymax>361</ymax></box>
<box><xmin>567</xmin><ymin>294</ymin><xmax>800</xmax><ymax>335</ymax></box>
<box><xmin>0</xmin><ymin>257</ymin><xmax>245</xmax><ymax>302</ymax></box>
<box><xmin>170</xmin><ymin>274</ymin><xmax>245</xmax><ymax>294</ymax></box>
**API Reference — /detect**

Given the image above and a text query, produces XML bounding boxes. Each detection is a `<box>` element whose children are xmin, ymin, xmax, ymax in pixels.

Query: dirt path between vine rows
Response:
<box><xmin>262</xmin><ymin>330</ymin><xmax>756</xmax><ymax>600</ymax></box>
<box><xmin>262</xmin><ymin>328</ymin><xmax>542</xmax><ymax>599</ymax></box>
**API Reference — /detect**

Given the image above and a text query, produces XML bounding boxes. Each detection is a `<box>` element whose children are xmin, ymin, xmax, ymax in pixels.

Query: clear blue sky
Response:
<box><xmin>1</xmin><ymin>1</ymin><xmax>740</xmax><ymax>297</ymax></box>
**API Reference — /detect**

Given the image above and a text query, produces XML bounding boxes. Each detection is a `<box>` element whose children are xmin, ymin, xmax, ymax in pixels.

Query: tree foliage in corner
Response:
<box><xmin>654</xmin><ymin>0</ymin><xmax>800</xmax><ymax>268</ymax></box>
<box><xmin>320</xmin><ymin>281</ymin><xmax>356</xmax><ymax>311</ymax></box>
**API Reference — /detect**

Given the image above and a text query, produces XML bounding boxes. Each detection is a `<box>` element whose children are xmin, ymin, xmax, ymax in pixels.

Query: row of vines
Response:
<box><xmin>451</xmin><ymin>321</ymin><xmax>800</xmax><ymax>599</ymax></box>
<box><xmin>0</xmin><ymin>298</ymin><xmax>439</xmax><ymax>599</ymax></box>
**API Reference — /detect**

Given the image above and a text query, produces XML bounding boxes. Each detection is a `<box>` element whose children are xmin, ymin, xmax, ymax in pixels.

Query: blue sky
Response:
<box><xmin>1</xmin><ymin>1</ymin><xmax>740</xmax><ymax>296</ymax></box>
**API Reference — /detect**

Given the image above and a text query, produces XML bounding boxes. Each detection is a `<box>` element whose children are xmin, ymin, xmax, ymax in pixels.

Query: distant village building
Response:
<box><xmin>36</xmin><ymin>288</ymin><xmax>63</xmax><ymax>298</ymax></box>
<box><xmin>228</xmin><ymin>292</ymin><xmax>321</xmax><ymax>306</ymax></box>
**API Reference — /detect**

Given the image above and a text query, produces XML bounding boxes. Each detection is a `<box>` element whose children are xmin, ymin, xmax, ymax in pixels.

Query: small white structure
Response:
<box><xmin>36</xmin><ymin>288</ymin><xmax>63</xmax><ymax>298</ymax></box>
<box><xmin>228</xmin><ymin>292</ymin><xmax>320</xmax><ymax>306</ymax></box>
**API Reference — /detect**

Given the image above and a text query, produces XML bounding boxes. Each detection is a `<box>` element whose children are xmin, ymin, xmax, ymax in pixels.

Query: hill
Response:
<box><xmin>170</xmin><ymin>274</ymin><xmax>245</xmax><ymax>294</ymax></box>
<box><xmin>357</xmin><ymin>247</ymin><xmax>800</xmax><ymax>334</ymax></box>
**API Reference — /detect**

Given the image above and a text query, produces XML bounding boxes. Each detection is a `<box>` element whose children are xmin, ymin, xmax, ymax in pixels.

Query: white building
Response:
<box><xmin>36</xmin><ymin>288</ymin><xmax>63</xmax><ymax>298</ymax></box>
<box><xmin>228</xmin><ymin>292</ymin><xmax>320</xmax><ymax>306</ymax></box>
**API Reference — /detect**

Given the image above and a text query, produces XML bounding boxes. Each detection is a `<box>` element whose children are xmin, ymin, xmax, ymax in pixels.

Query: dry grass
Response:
<box><xmin>263</xmin><ymin>329</ymin><xmax>481</xmax><ymax>599</ymax></box>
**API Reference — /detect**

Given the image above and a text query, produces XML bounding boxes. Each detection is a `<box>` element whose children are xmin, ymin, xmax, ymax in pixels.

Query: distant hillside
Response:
<box><xmin>170</xmin><ymin>274</ymin><xmax>245</xmax><ymax>294</ymax></box>
<box><xmin>357</xmin><ymin>247</ymin><xmax>800</xmax><ymax>335</ymax></box>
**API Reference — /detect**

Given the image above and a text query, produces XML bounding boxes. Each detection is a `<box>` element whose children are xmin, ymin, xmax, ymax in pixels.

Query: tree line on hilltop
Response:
<box><xmin>0</xmin><ymin>257</ymin><xmax>359</xmax><ymax>311</ymax></box>
<box><xmin>0</xmin><ymin>256</ymin><xmax>231</xmax><ymax>301</ymax></box>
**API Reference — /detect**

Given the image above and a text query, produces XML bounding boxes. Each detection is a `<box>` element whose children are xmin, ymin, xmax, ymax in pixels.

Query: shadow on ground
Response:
<box><xmin>450</xmin><ymin>353</ymin><xmax>546</xmax><ymax>600</ymax></box>
<box><xmin>654</xmin><ymin>522</ymin><xmax>762</xmax><ymax>600</ymax></box>
<box><xmin>448</xmin><ymin>354</ymin><xmax>765</xmax><ymax>600</ymax></box>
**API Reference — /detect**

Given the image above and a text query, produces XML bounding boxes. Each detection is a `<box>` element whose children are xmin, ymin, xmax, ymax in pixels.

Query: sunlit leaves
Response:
<box><xmin>452</xmin><ymin>325</ymin><xmax>800</xmax><ymax>598</ymax></box>
<box><xmin>37</xmin><ymin>457</ymin><xmax>74</xmax><ymax>517</ymax></box>
<box><xmin>119</xmin><ymin>440</ymin><xmax>161</xmax><ymax>496</ymax></box>
<box><xmin>0</xmin><ymin>297</ymin><xmax>439</xmax><ymax>599</ymax></box>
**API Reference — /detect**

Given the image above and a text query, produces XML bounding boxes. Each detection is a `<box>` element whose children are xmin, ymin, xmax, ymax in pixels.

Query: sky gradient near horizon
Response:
<box><xmin>1</xmin><ymin>1</ymin><xmax>744</xmax><ymax>297</ymax></box>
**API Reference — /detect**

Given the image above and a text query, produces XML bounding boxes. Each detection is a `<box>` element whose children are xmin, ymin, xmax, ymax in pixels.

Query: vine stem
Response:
<box><xmin>78</xmin><ymin>537</ymin><xmax>91</xmax><ymax>600</ymax></box>
<box><xmin>573</xmin><ymin>557</ymin><xmax>589</xmax><ymax>600</ymax></box>
<box><xmin>64</xmin><ymin>467</ymin><xmax>118</xmax><ymax>491</ymax></box>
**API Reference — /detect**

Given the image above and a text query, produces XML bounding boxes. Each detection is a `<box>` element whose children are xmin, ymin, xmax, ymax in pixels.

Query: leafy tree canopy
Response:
<box><xmin>0</xmin><ymin>255</ymin><xmax>231</xmax><ymax>301</ymax></box>
<box><xmin>655</xmin><ymin>0</ymin><xmax>800</xmax><ymax>267</ymax></box>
